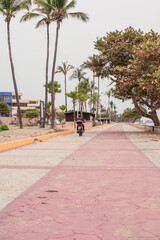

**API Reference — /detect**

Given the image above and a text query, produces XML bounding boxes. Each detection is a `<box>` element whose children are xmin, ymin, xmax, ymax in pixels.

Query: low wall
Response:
<box><xmin>129</xmin><ymin>123</ymin><xmax>160</xmax><ymax>134</ymax></box>
<box><xmin>154</xmin><ymin>127</ymin><xmax>160</xmax><ymax>134</ymax></box>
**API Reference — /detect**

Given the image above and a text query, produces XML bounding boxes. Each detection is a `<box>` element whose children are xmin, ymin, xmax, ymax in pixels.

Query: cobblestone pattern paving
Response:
<box><xmin>124</xmin><ymin>124</ymin><xmax>160</xmax><ymax>167</ymax></box>
<box><xmin>0</xmin><ymin>124</ymin><xmax>160</xmax><ymax>240</ymax></box>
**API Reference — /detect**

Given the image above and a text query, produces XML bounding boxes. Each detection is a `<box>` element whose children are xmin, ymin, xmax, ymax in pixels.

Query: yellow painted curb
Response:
<box><xmin>0</xmin><ymin>129</ymin><xmax>74</xmax><ymax>152</ymax></box>
<box><xmin>0</xmin><ymin>124</ymin><xmax>110</xmax><ymax>152</ymax></box>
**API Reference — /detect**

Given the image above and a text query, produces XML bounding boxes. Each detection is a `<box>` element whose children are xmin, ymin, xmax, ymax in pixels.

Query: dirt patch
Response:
<box><xmin>0</xmin><ymin>126</ymin><xmax>63</xmax><ymax>144</ymax></box>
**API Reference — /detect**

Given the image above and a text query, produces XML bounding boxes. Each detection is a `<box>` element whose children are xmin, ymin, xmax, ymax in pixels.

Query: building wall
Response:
<box><xmin>0</xmin><ymin>92</ymin><xmax>40</xmax><ymax>117</ymax></box>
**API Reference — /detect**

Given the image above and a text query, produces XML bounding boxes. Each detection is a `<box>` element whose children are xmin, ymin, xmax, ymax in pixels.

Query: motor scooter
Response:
<box><xmin>76</xmin><ymin>119</ymin><xmax>84</xmax><ymax>136</ymax></box>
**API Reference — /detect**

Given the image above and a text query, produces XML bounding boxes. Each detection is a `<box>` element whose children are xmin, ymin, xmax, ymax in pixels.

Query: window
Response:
<box><xmin>29</xmin><ymin>101</ymin><xmax>37</xmax><ymax>104</ymax></box>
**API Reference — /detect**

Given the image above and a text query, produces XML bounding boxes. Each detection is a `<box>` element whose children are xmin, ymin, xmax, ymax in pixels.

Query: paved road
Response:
<box><xmin>0</xmin><ymin>123</ymin><xmax>160</xmax><ymax>240</ymax></box>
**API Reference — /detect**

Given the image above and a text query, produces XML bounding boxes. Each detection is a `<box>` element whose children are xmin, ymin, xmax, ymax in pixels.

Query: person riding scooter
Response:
<box><xmin>76</xmin><ymin>117</ymin><xmax>85</xmax><ymax>133</ymax></box>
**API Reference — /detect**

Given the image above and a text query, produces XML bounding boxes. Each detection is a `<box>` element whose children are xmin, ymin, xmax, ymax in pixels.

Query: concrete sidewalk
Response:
<box><xmin>0</xmin><ymin>123</ymin><xmax>160</xmax><ymax>240</ymax></box>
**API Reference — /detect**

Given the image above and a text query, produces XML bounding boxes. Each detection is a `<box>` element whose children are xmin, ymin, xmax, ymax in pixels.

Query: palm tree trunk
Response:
<box><xmin>73</xmin><ymin>101</ymin><xmax>76</xmax><ymax>128</ymax></box>
<box><xmin>96</xmin><ymin>76</ymin><xmax>100</xmax><ymax>119</ymax></box>
<box><xmin>92</xmin><ymin>71</ymin><xmax>95</xmax><ymax>126</ymax></box>
<box><xmin>7</xmin><ymin>21</ymin><xmax>23</xmax><ymax>129</ymax></box>
<box><xmin>78</xmin><ymin>79</ymin><xmax>81</xmax><ymax>114</ymax></box>
<box><xmin>92</xmin><ymin>72</ymin><xmax>95</xmax><ymax>114</ymax></box>
<box><xmin>81</xmin><ymin>102</ymin><xmax>83</xmax><ymax>118</ymax></box>
<box><xmin>44</xmin><ymin>23</ymin><xmax>50</xmax><ymax>128</ymax></box>
<box><xmin>51</xmin><ymin>21</ymin><xmax>60</xmax><ymax>128</ymax></box>
<box><xmin>64</xmin><ymin>73</ymin><xmax>67</xmax><ymax>111</ymax></box>
<box><xmin>85</xmin><ymin>102</ymin><xmax>87</xmax><ymax>112</ymax></box>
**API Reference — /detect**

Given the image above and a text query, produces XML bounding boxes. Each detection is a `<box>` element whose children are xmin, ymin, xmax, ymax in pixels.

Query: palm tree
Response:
<box><xmin>70</xmin><ymin>67</ymin><xmax>87</xmax><ymax>85</ymax></box>
<box><xmin>110</xmin><ymin>100</ymin><xmax>114</xmax><ymax>121</ymax></box>
<box><xmin>21</xmin><ymin>0</ymin><xmax>56</xmax><ymax>127</ymax></box>
<box><xmin>47</xmin><ymin>80</ymin><xmax>61</xmax><ymax>104</ymax></box>
<box><xmin>106</xmin><ymin>90</ymin><xmax>111</xmax><ymax>119</ymax></box>
<box><xmin>56</xmin><ymin>62</ymin><xmax>73</xmax><ymax>112</ymax></box>
<box><xmin>78</xmin><ymin>92</ymin><xmax>89</xmax><ymax>118</ymax></box>
<box><xmin>84</xmin><ymin>55</ymin><xmax>101</xmax><ymax>125</ymax></box>
<box><xmin>84</xmin><ymin>55</ymin><xmax>103</xmax><ymax>120</ymax></box>
<box><xmin>66</xmin><ymin>91</ymin><xmax>78</xmax><ymax>128</ymax></box>
<box><xmin>78</xmin><ymin>78</ymin><xmax>91</xmax><ymax>112</ymax></box>
<box><xmin>0</xmin><ymin>0</ymin><xmax>31</xmax><ymax>128</ymax></box>
<box><xmin>70</xmin><ymin>67</ymin><xmax>87</xmax><ymax>113</ymax></box>
<box><xmin>50</xmin><ymin>0</ymin><xmax>89</xmax><ymax>128</ymax></box>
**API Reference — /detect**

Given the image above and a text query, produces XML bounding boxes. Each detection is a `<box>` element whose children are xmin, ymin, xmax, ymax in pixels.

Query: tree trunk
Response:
<box><xmin>44</xmin><ymin>23</ymin><xmax>50</xmax><ymax>128</ymax></box>
<box><xmin>7</xmin><ymin>21</ymin><xmax>23</xmax><ymax>129</ymax></box>
<box><xmin>132</xmin><ymin>97</ymin><xmax>160</xmax><ymax>126</ymax></box>
<box><xmin>51</xmin><ymin>21</ymin><xmax>60</xmax><ymax>128</ymax></box>
<box><xmin>85</xmin><ymin>102</ymin><xmax>87</xmax><ymax>112</ymax></box>
<box><xmin>92</xmin><ymin>71</ymin><xmax>95</xmax><ymax>114</ymax></box>
<box><xmin>81</xmin><ymin>102</ymin><xmax>83</xmax><ymax>118</ymax></box>
<box><xmin>151</xmin><ymin>112</ymin><xmax>160</xmax><ymax>126</ymax></box>
<box><xmin>92</xmin><ymin>71</ymin><xmax>95</xmax><ymax>126</ymax></box>
<box><xmin>96</xmin><ymin>76</ymin><xmax>100</xmax><ymax>119</ymax></box>
<box><xmin>78</xmin><ymin>79</ymin><xmax>81</xmax><ymax>114</ymax></box>
<box><xmin>64</xmin><ymin>73</ymin><xmax>67</xmax><ymax>111</ymax></box>
<box><xmin>73</xmin><ymin>102</ymin><xmax>76</xmax><ymax>128</ymax></box>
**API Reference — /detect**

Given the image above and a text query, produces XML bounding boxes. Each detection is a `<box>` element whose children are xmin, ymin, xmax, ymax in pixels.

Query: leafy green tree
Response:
<box><xmin>0</xmin><ymin>101</ymin><xmax>10</xmax><ymax>116</ymax></box>
<box><xmin>95</xmin><ymin>27</ymin><xmax>160</xmax><ymax>126</ymax></box>
<box><xmin>24</xmin><ymin>109</ymin><xmax>40</xmax><ymax>123</ymax></box>
<box><xmin>0</xmin><ymin>0</ymin><xmax>31</xmax><ymax>128</ymax></box>
<box><xmin>66</xmin><ymin>91</ymin><xmax>78</xmax><ymax>128</ymax></box>
<box><xmin>56</xmin><ymin>62</ymin><xmax>73</xmax><ymax>111</ymax></box>
<box><xmin>59</xmin><ymin>105</ymin><xmax>67</xmax><ymax>111</ymax></box>
<box><xmin>47</xmin><ymin>80</ymin><xmax>61</xmax><ymax>104</ymax></box>
<box><xmin>21</xmin><ymin>0</ymin><xmax>56</xmax><ymax>127</ymax></box>
<box><xmin>50</xmin><ymin>0</ymin><xmax>89</xmax><ymax>128</ymax></box>
<box><xmin>122</xmin><ymin>107</ymin><xmax>146</xmax><ymax>123</ymax></box>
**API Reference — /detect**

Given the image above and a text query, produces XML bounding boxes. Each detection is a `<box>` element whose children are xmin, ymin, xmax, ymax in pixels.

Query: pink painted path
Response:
<box><xmin>1</xmin><ymin>124</ymin><xmax>160</xmax><ymax>240</ymax></box>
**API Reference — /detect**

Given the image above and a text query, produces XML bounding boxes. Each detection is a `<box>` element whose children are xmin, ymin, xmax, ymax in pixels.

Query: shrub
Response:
<box><xmin>0</xmin><ymin>124</ymin><xmax>9</xmax><ymax>131</ymax></box>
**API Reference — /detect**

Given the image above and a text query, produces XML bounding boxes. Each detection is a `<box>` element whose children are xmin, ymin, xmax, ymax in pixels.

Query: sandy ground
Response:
<box><xmin>0</xmin><ymin>125</ymin><xmax>58</xmax><ymax>143</ymax></box>
<box><xmin>0</xmin><ymin>121</ymin><xmax>93</xmax><ymax>144</ymax></box>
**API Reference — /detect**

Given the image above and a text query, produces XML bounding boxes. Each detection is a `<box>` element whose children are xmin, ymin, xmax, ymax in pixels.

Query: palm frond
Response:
<box><xmin>33</xmin><ymin>7</ymin><xmax>51</xmax><ymax>14</ymax></box>
<box><xmin>69</xmin><ymin>12</ymin><xmax>89</xmax><ymax>22</ymax></box>
<box><xmin>12</xmin><ymin>0</ymin><xmax>31</xmax><ymax>13</ymax></box>
<box><xmin>54</xmin><ymin>0</ymin><xmax>67</xmax><ymax>9</ymax></box>
<box><xmin>34</xmin><ymin>0</ymin><xmax>56</xmax><ymax>11</ymax></box>
<box><xmin>20</xmin><ymin>12</ymin><xmax>40</xmax><ymax>22</ymax></box>
<box><xmin>0</xmin><ymin>0</ymin><xmax>11</xmax><ymax>10</ymax></box>
<box><xmin>0</xmin><ymin>7</ymin><xmax>6</xmax><ymax>15</ymax></box>
<box><xmin>56</xmin><ymin>66</ymin><xmax>64</xmax><ymax>73</ymax></box>
<box><xmin>36</xmin><ymin>17</ymin><xmax>46</xmax><ymax>27</ymax></box>
<box><xmin>65</xmin><ymin>0</ymin><xmax>76</xmax><ymax>10</ymax></box>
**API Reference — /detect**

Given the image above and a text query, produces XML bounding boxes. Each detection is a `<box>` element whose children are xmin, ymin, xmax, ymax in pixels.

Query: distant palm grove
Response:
<box><xmin>0</xmin><ymin>0</ymin><xmax>89</xmax><ymax>129</ymax></box>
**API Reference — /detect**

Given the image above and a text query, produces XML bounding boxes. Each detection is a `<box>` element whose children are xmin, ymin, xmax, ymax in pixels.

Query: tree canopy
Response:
<box><xmin>0</xmin><ymin>101</ymin><xmax>10</xmax><ymax>116</ymax></box>
<box><xmin>95</xmin><ymin>27</ymin><xmax>160</xmax><ymax>126</ymax></box>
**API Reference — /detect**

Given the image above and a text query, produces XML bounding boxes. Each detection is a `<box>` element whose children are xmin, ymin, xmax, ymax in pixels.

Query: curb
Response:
<box><xmin>0</xmin><ymin>124</ymin><xmax>109</xmax><ymax>152</ymax></box>
<box><xmin>0</xmin><ymin>129</ymin><xmax>74</xmax><ymax>152</ymax></box>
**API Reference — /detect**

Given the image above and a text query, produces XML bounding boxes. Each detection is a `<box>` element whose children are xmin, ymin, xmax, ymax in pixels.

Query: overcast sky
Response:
<box><xmin>0</xmin><ymin>0</ymin><xmax>160</xmax><ymax>113</ymax></box>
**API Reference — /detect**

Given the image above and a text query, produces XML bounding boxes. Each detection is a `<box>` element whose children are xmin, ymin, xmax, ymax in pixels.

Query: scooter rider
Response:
<box><xmin>76</xmin><ymin>117</ymin><xmax>85</xmax><ymax>132</ymax></box>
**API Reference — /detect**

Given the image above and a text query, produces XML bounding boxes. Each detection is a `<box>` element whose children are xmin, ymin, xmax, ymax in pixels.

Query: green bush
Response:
<box><xmin>0</xmin><ymin>124</ymin><xmax>9</xmax><ymax>131</ymax></box>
